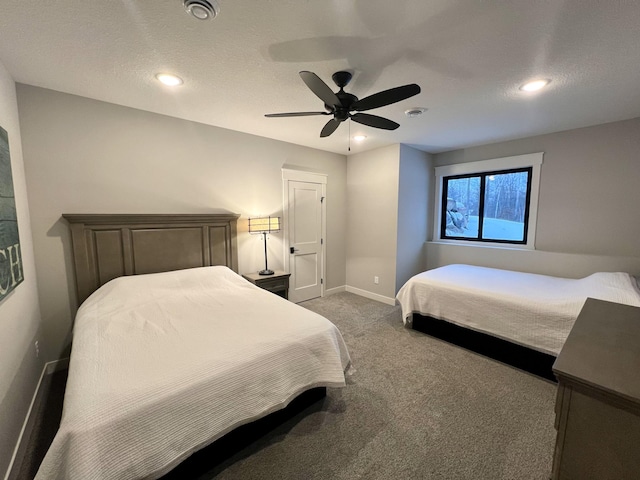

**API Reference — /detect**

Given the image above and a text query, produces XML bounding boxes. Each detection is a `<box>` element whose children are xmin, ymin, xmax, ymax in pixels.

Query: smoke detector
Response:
<box><xmin>183</xmin><ymin>0</ymin><xmax>220</xmax><ymax>20</ymax></box>
<box><xmin>404</xmin><ymin>107</ymin><xmax>428</xmax><ymax>118</ymax></box>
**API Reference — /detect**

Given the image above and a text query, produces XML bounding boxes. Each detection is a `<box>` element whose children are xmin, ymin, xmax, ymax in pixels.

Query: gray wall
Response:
<box><xmin>16</xmin><ymin>84</ymin><xmax>347</xmax><ymax>363</ymax></box>
<box><xmin>346</xmin><ymin>144</ymin><xmax>432</xmax><ymax>302</ymax></box>
<box><xmin>346</xmin><ymin>144</ymin><xmax>400</xmax><ymax>302</ymax></box>
<box><xmin>0</xmin><ymin>64</ymin><xmax>43</xmax><ymax>478</ymax></box>
<box><xmin>430</xmin><ymin>117</ymin><xmax>640</xmax><ymax>275</ymax></box>
<box><xmin>396</xmin><ymin>145</ymin><xmax>432</xmax><ymax>291</ymax></box>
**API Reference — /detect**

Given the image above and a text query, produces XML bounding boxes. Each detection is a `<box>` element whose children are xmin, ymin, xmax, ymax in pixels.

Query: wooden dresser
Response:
<box><xmin>551</xmin><ymin>298</ymin><xmax>640</xmax><ymax>480</ymax></box>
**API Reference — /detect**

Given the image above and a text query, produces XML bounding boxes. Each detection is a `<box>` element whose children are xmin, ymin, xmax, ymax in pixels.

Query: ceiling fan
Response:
<box><xmin>265</xmin><ymin>71</ymin><xmax>421</xmax><ymax>138</ymax></box>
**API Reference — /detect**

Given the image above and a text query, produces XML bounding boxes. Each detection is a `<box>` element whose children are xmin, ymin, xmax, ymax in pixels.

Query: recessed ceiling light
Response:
<box><xmin>155</xmin><ymin>73</ymin><xmax>183</xmax><ymax>86</ymax></box>
<box><xmin>405</xmin><ymin>107</ymin><xmax>428</xmax><ymax>118</ymax></box>
<box><xmin>183</xmin><ymin>0</ymin><xmax>220</xmax><ymax>20</ymax></box>
<box><xmin>353</xmin><ymin>135</ymin><xmax>367</xmax><ymax>141</ymax></box>
<box><xmin>520</xmin><ymin>79</ymin><xmax>550</xmax><ymax>92</ymax></box>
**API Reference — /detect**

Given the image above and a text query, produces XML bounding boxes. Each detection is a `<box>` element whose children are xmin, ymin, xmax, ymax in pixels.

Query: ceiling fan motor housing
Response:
<box><xmin>335</xmin><ymin>91</ymin><xmax>358</xmax><ymax>121</ymax></box>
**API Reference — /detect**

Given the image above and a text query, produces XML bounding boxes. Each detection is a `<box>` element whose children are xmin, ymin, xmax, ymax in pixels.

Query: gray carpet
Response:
<box><xmin>193</xmin><ymin>292</ymin><xmax>557</xmax><ymax>479</ymax></box>
<box><xmin>23</xmin><ymin>292</ymin><xmax>557</xmax><ymax>479</ymax></box>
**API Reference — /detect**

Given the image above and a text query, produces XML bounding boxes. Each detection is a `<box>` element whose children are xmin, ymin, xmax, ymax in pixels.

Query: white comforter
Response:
<box><xmin>396</xmin><ymin>264</ymin><xmax>640</xmax><ymax>355</ymax></box>
<box><xmin>36</xmin><ymin>266</ymin><xmax>351</xmax><ymax>480</ymax></box>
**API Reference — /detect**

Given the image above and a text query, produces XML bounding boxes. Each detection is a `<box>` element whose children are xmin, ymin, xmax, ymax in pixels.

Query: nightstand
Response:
<box><xmin>242</xmin><ymin>270</ymin><xmax>291</xmax><ymax>300</ymax></box>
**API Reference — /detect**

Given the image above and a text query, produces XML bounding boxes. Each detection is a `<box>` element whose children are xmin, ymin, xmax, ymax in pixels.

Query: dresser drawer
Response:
<box><xmin>242</xmin><ymin>271</ymin><xmax>291</xmax><ymax>300</ymax></box>
<box><xmin>257</xmin><ymin>277</ymin><xmax>288</xmax><ymax>292</ymax></box>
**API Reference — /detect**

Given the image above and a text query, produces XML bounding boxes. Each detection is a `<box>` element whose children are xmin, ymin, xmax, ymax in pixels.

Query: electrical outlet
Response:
<box><xmin>34</xmin><ymin>340</ymin><xmax>39</xmax><ymax>358</ymax></box>
<box><xmin>374</xmin><ymin>276</ymin><xmax>379</xmax><ymax>285</ymax></box>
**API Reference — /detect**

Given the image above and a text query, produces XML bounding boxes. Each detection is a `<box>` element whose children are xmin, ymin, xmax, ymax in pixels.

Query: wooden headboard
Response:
<box><xmin>63</xmin><ymin>213</ymin><xmax>240</xmax><ymax>306</ymax></box>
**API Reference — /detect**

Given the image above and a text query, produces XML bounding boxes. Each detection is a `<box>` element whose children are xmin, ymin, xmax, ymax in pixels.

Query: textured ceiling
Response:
<box><xmin>1</xmin><ymin>0</ymin><xmax>639</xmax><ymax>155</ymax></box>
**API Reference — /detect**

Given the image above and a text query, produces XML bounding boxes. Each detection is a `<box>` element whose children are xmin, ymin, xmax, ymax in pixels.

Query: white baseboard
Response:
<box><xmin>46</xmin><ymin>357</ymin><xmax>70</xmax><ymax>375</ymax></box>
<box><xmin>4</xmin><ymin>358</ymin><xmax>69</xmax><ymax>480</ymax></box>
<box><xmin>345</xmin><ymin>285</ymin><xmax>397</xmax><ymax>306</ymax></box>
<box><xmin>324</xmin><ymin>285</ymin><xmax>346</xmax><ymax>296</ymax></box>
<box><xmin>4</xmin><ymin>364</ymin><xmax>46</xmax><ymax>480</ymax></box>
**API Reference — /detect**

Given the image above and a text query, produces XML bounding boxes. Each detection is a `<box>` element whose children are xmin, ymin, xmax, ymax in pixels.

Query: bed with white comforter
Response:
<box><xmin>396</xmin><ymin>264</ymin><xmax>640</xmax><ymax>356</ymax></box>
<box><xmin>35</xmin><ymin>266</ymin><xmax>351</xmax><ymax>480</ymax></box>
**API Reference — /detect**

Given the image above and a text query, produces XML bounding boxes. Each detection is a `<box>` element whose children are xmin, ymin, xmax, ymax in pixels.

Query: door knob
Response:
<box><xmin>290</xmin><ymin>247</ymin><xmax>299</xmax><ymax>254</ymax></box>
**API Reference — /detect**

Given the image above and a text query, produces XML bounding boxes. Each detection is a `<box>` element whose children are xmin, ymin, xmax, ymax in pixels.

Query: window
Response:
<box><xmin>434</xmin><ymin>153</ymin><xmax>543</xmax><ymax>248</ymax></box>
<box><xmin>442</xmin><ymin>167</ymin><xmax>532</xmax><ymax>243</ymax></box>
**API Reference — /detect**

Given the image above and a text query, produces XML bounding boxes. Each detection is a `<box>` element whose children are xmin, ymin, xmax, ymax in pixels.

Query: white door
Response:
<box><xmin>284</xmin><ymin>174</ymin><xmax>326</xmax><ymax>303</ymax></box>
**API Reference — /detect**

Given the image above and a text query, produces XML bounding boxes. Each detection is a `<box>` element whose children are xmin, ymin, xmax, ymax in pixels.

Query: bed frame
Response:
<box><xmin>62</xmin><ymin>213</ymin><xmax>240</xmax><ymax>306</ymax></box>
<box><xmin>412</xmin><ymin>314</ymin><xmax>557</xmax><ymax>381</ymax></box>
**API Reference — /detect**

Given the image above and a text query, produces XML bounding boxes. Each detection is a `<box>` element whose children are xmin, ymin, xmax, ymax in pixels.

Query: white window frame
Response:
<box><xmin>433</xmin><ymin>152</ymin><xmax>543</xmax><ymax>249</ymax></box>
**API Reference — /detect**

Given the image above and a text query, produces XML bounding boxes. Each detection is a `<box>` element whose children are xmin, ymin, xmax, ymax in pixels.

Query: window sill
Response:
<box><xmin>427</xmin><ymin>240</ymin><xmax>534</xmax><ymax>251</ymax></box>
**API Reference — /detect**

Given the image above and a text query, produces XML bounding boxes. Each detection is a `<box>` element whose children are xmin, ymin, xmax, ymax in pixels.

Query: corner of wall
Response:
<box><xmin>395</xmin><ymin>145</ymin><xmax>432</xmax><ymax>292</ymax></box>
<box><xmin>346</xmin><ymin>144</ymin><xmax>401</xmax><ymax>299</ymax></box>
<box><xmin>0</xmin><ymin>62</ymin><xmax>44</xmax><ymax>478</ymax></box>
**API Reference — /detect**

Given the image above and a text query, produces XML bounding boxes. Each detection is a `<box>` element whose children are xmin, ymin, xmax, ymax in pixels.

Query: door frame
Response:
<box><xmin>282</xmin><ymin>168</ymin><xmax>327</xmax><ymax>300</ymax></box>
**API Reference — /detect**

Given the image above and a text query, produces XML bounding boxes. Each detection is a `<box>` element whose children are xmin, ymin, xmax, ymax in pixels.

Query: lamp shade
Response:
<box><xmin>248</xmin><ymin>216</ymin><xmax>280</xmax><ymax>234</ymax></box>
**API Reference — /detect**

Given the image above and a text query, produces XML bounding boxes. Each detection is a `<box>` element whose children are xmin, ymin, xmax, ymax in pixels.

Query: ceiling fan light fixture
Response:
<box><xmin>353</xmin><ymin>135</ymin><xmax>367</xmax><ymax>141</ymax></box>
<box><xmin>183</xmin><ymin>0</ymin><xmax>220</xmax><ymax>20</ymax></box>
<box><xmin>520</xmin><ymin>79</ymin><xmax>550</xmax><ymax>92</ymax></box>
<box><xmin>405</xmin><ymin>107</ymin><xmax>427</xmax><ymax>118</ymax></box>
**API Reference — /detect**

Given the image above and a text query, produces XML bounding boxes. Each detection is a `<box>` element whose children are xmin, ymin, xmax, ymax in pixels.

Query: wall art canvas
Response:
<box><xmin>0</xmin><ymin>125</ymin><xmax>23</xmax><ymax>301</ymax></box>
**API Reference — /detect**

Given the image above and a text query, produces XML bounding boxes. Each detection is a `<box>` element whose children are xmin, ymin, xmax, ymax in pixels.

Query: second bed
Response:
<box><xmin>396</xmin><ymin>264</ymin><xmax>640</xmax><ymax>356</ymax></box>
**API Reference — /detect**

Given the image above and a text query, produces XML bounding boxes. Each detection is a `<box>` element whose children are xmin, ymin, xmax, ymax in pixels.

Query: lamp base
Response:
<box><xmin>258</xmin><ymin>269</ymin><xmax>275</xmax><ymax>276</ymax></box>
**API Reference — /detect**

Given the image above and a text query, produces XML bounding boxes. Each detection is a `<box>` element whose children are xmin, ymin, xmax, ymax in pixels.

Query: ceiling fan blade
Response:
<box><xmin>265</xmin><ymin>111</ymin><xmax>331</xmax><ymax>117</ymax></box>
<box><xmin>300</xmin><ymin>71</ymin><xmax>341</xmax><ymax>107</ymax></box>
<box><xmin>351</xmin><ymin>113</ymin><xmax>400</xmax><ymax>130</ymax></box>
<box><xmin>352</xmin><ymin>84</ymin><xmax>421</xmax><ymax>112</ymax></box>
<box><xmin>320</xmin><ymin>119</ymin><xmax>341</xmax><ymax>137</ymax></box>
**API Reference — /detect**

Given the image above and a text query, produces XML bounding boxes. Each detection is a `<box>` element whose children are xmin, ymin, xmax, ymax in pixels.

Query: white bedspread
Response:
<box><xmin>35</xmin><ymin>266</ymin><xmax>351</xmax><ymax>480</ymax></box>
<box><xmin>396</xmin><ymin>264</ymin><xmax>640</xmax><ymax>355</ymax></box>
